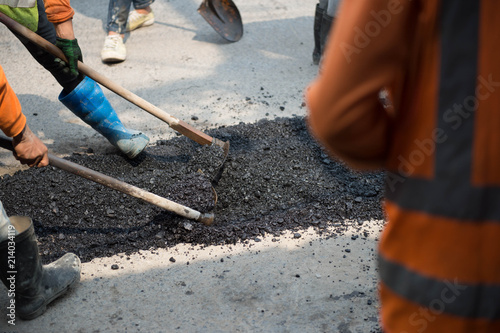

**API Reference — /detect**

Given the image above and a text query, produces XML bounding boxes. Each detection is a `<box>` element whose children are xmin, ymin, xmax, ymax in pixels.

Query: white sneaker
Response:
<box><xmin>126</xmin><ymin>9</ymin><xmax>155</xmax><ymax>32</ymax></box>
<box><xmin>101</xmin><ymin>35</ymin><xmax>126</xmax><ymax>63</ymax></box>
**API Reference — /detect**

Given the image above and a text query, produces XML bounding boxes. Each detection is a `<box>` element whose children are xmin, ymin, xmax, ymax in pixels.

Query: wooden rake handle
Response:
<box><xmin>0</xmin><ymin>12</ymin><xmax>226</xmax><ymax>150</ymax></box>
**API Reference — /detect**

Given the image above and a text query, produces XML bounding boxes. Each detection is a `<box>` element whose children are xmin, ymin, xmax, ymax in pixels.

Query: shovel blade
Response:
<box><xmin>198</xmin><ymin>0</ymin><xmax>243</xmax><ymax>42</ymax></box>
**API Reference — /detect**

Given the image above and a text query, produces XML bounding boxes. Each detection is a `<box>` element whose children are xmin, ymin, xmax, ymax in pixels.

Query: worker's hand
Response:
<box><xmin>55</xmin><ymin>37</ymin><xmax>83</xmax><ymax>78</ymax></box>
<box><xmin>12</xmin><ymin>125</ymin><xmax>49</xmax><ymax>168</ymax></box>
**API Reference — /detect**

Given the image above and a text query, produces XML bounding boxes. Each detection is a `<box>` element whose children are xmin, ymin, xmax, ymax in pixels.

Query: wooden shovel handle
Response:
<box><xmin>0</xmin><ymin>12</ymin><xmax>219</xmax><ymax>148</ymax></box>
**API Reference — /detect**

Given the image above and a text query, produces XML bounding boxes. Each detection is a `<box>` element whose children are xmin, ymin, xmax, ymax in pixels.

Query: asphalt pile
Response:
<box><xmin>0</xmin><ymin>117</ymin><xmax>385</xmax><ymax>263</ymax></box>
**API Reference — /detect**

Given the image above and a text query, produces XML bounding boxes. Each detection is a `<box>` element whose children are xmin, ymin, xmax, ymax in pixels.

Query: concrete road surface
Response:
<box><xmin>0</xmin><ymin>1</ymin><xmax>383</xmax><ymax>332</ymax></box>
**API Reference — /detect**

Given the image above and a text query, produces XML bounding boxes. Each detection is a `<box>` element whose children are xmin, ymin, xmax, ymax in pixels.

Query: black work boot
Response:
<box><xmin>0</xmin><ymin>216</ymin><xmax>81</xmax><ymax>320</ymax></box>
<box><xmin>312</xmin><ymin>4</ymin><xmax>324</xmax><ymax>65</ymax></box>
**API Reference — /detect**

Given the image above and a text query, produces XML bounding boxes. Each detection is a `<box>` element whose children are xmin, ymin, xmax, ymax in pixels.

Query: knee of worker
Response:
<box><xmin>0</xmin><ymin>202</ymin><xmax>18</xmax><ymax>242</ymax></box>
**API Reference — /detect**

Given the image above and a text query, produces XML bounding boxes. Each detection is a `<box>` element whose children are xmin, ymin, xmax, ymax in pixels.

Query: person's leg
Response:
<box><xmin>319</xmin><ymin>0</ymin><xmax>341</xmax><ymax>61</ymax></box>
<box><xmin>313</xmin><ymin>0</ymin><xmax>341</xmax><ymax>65</ymax></box>
<box><xmin>0</xmin><ymin>215</ymin><xmax>81</xmax><ymax>320</ymax></box>
<box><xmin>312</xmin><ymin>2</ymin><xmax>325</xmax><ymax>65</ymax></box>
<box><xmin>127</xmin><ymin>0</ymin><xmax>155</xmax><ymax>32</ymax></box>
<box><xmin>318</xmin><ymin>0</ymin><xmax>328</xmax><ymax>10</ymax></box>
<box><xmin>326</xmin><ymin>0</ymin><xmax>341</xmax><ymax>17</ymax></box>
<box><xmin>59</xmin><ymin>76</ymin><xmax>150</xmax><ymax>159</ymax></box>
<box><xmin>12</xmin><ymin>0</ymin><xmax>83</xmax><ymax>92</ymax></box>
<box><xmin>133</xmin><ymin>0</ymin><xmax>154</xmax><ymax>11</ymax></box>
<box><xmin>101</xmin><ymin>0</ymin><xmax>131</xmax><ymax>63</ymax></box>
<box><xmin>11</xmin><ymin>0</ymin><xmax>149</xmax><ymax>156</ymax></box>
<box><xmin>106</xmin><ymin>0</ymin><xmax>133</xmax><ymax>35</ymax></box>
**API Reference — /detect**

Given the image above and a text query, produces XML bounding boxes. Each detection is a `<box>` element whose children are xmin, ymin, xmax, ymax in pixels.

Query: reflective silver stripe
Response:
<box><xmin>384</xmin><ymin>0</ymin><xmax>500</xmax><ymax>222</ymax></box>
<box><xmin>0</xmin><ymin>0</ymin><xmax>36</xmax><ymax>8</ymax></box>
<box><xmin>379</xmin><ymin>254</ymin><xmax>500</xmax><ymax>320</ymax></box>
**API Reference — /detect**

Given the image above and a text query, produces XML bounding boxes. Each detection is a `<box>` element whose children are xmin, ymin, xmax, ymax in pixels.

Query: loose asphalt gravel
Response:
<box><xmin>0</xmin><ymin>117</ymin><xmax>385</xmax><ymax>264</ymax></box>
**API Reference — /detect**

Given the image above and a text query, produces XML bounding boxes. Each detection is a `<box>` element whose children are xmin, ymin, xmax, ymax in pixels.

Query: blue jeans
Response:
<box><xmin>107</xmin><ymin>0</ymin><xmax>155</xmax><ymax>34</ymax></box>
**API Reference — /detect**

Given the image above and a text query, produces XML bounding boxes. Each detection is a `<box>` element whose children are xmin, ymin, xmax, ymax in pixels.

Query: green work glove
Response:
<box><xmin>55</xmin><ymin>37</ymin><xmax>83</xmax><ymax>78</ymax></box>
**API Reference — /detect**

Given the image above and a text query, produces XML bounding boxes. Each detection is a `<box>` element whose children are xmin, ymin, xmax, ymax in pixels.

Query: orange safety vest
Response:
<box><xmin>306</xmin><ymin>0</ymin><xmax>500</xmax><ymax>332</ymax></box>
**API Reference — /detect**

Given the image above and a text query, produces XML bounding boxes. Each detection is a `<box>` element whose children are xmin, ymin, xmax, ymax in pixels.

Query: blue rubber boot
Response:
<box><xmin>59</xmin><ymin>76</ymin><xmax>149</xmax><ymax>159</ymax></box>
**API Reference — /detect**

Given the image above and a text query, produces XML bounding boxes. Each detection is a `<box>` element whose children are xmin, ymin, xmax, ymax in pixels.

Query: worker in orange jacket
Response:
<box><xmin>0</xmin><ymin>0</ymin><xmax>149</xmax><ymax>158</ymax></box>
<box><xmin>307</xmin><ymin>0</ymin><xmax>500</xmax><ymax>332</ymax></box>
<box><xmin>0</xmin><ymin>64</ymin><xmax>81</xmax><ymax>322</ymax></box>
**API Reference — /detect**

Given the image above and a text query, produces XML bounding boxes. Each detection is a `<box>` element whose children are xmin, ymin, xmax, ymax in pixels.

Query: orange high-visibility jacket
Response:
<box><xmin>0</xmin><ymin>65</ymin><xmax>26</xmax><ymax>137</ymax></box>
<box><xmin>307</xmin><ymin>0</ymin><xmax>500</xmax><ymax>332</ymax></box>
